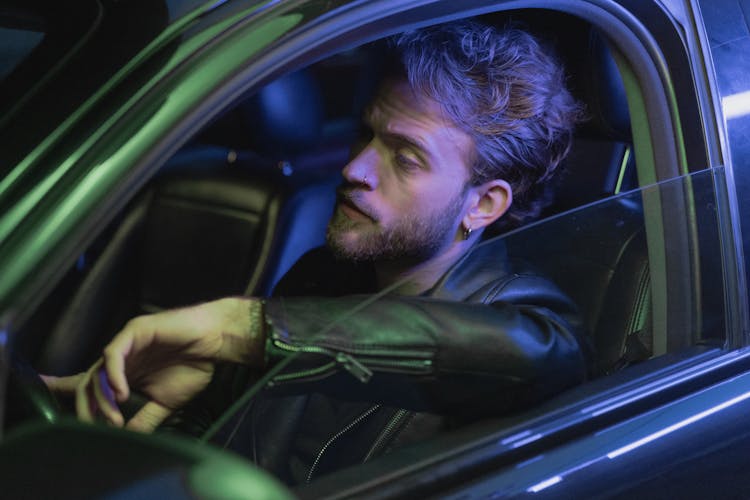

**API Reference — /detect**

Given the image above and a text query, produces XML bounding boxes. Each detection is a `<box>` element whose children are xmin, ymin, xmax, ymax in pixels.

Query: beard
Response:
<box><xmin>326</xmin><ymin>188</ymin><xmax>466</xmax><ymax>264</ymax></box>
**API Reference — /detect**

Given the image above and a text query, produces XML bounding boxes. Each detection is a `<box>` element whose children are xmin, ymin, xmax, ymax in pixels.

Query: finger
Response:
<box><xmin>125</xmin><ymin>401</ymin><xmax>172</xmax><ymax>433</ymax></box>
<box><xmin>102</xmin><ymin>332</ymin><xmax>136</xmax><ymax>403</ymax></box>
<box><xmin>75</xmin><ymin>363</ymin><xmax>100</xmax><ymax>423</ymax></box>
<box><xmin>41</xmin><ymin>373</ymin><xmax>85</xmax><ymax>395</ymax></box>
<box><xmin>92</xmin><ymin>367</ymin><xmax>124</xmax><ymax>427</ymax></box>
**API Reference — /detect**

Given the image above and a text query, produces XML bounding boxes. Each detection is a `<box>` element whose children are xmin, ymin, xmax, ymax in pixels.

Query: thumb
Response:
<box><xmin>125</xmin><ymin>401</ymin><xmax>172</xmax><ymax>433</ymax></box>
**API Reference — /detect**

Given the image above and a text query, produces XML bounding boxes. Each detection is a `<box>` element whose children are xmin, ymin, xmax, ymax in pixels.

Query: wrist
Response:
<box><xmin>216</xmin><ymin>297</ymin><xmax>266</xmax><ymax>366</ymax></box>
<box><xmin>246</xmin><ymin>298</ymin><xmax>267</xmax><ymax>367</ymax></box>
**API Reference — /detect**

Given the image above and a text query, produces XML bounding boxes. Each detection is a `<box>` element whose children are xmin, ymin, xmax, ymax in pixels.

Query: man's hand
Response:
<box><xmin>75</xmin><ymin>297</ymin><xmax>265</xmax><ymax>433</ymax></box>
<box><xmin>41</xmin><ymin>373</ymin><xmax>86</xmax><ymax>396</ymax></box>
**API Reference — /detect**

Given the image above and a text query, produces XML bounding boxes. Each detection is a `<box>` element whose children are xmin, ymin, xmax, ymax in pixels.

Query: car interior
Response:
<box><xmin>5</xmin><ymin>5</ymin><xmax>730</xmax><ymax>494</ymax></box>
<box><xmin>18</xmin><ymin>9</ymin><xmax>648</xmax><ymax>377</ymax></box>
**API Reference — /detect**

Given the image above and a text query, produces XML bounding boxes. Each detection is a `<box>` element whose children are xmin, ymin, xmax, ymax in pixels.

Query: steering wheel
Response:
<box><xmin>4</xmin><ymin>352</ymin><xmax>60</xmax><ymax>430</ymax></box>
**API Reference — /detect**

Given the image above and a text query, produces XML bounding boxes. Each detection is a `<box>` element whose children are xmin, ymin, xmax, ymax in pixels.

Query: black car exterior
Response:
<box><xmin>1</xmin><ymin>0</ymin><xmax>750</xmax><ymax>498</ymax></box>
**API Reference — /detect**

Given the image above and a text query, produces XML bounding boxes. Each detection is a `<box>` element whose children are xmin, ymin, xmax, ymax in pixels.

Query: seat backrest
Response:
<box><xmin>505</xmin><ymin>202</ymin><xmax>650</xmax><ymax>376</ymax></box>
<box><xmin>37</xmin><ymin>70</ymin><xmax>344</xmax><ymax>374</ymax></box>
<box><xmin>547</xmin><ymin>23</ymin><xmax>636</xmax><ymax>213</ymax></box>
<box><xmin>506</xmin><ymin>24</ymin><xmax>651</xmax><ymax>376</ymax></box>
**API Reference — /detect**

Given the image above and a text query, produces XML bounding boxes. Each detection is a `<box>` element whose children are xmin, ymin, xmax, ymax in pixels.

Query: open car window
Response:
<box><xmin>505</xmin><ymin>167</ymin><xmax>729</xmax><ymax>368</ymax></box>
<box><xmin>283</xmin><ymin>167</ymin><xmax>734</xmax><ymax>494</ymax></box>
<box><xmin>240</xmin><ymin>165</ymin><xmax>729</xmax><ymax>384</ymax></box>
<box><xmin>0</xmin><ymin>0</ymin><xmax>746</xmax><ymax>496</ymax></box>
<box><xmin>14</xmin><ymin>2</ymin><xmax>730</xmax><ymax>426</ymax></box>
<box><xmin>180</xmin><ymin>166</ymin><xmax>734</xmax><ymax>488</ymax></box>
<box><xmin>0</xmin><ymin>26</ymin><xmax>44</xmax><ymax>81</ymax></box>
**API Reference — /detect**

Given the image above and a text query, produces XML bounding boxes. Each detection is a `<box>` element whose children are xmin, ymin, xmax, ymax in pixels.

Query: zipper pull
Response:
<box><xmin>336</xmin><ymin>352</ymin><xmax>373</xmax><ymax>383</ymax></box>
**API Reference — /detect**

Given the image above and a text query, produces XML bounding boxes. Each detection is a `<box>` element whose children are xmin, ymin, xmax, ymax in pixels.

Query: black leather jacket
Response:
<box><xmin>173</xmin><ymin>237</ymin><xmax>590</xmax><ymax>485</ymax></box>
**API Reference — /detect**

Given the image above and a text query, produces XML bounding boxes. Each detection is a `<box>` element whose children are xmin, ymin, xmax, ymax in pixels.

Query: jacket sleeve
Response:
<box><xmin>262</xmin><ymin>288</ymin><xmax>588</xmax><ymax>415</ymax></box>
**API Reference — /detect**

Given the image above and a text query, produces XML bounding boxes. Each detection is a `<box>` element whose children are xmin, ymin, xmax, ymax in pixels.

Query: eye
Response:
<box><xmin>393</xmin><ymin>149</ymin><xmax>421</xmax><ymax>171</ymax></box>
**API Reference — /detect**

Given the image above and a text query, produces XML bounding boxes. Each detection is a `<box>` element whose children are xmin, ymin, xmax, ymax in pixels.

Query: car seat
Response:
<box><xmin>505</xmin><ymin>24</ymin><xmax>651</xmax><ymax>376</ymax></box>
<box><xmin>36</xmin><ymin>70</ymin><xmax>347</xmax><ymax>374</ymax></box>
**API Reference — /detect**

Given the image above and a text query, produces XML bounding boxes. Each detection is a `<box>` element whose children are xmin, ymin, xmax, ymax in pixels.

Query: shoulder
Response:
<box><xmin>432</xmin><ymin>237</ymin><xmax>578</xmax><ymax>312</ymax></box>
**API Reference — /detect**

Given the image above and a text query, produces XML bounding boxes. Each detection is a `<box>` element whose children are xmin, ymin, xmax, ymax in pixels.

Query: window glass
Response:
<box><xmin>0</xmin><ymin>27</ymin><xmax>44</xmax><ymax>82</ymax></box>
<box><xmin>189</xmin><ymin>168</ymin><xmax>733</xmax><ymax>489</ymax></box>
<box><xmin>165</xmin><ymin>0</ymin><xmax>218</xmax><ymax>22</ymax></box>
<box><xmin>235</xmin><ymin>168</ymin><xmax>729</xmax><ymax>399</ymax></box>
<box><xmin>500</xmin><ymin>167</ymin><xmax>728</xmax><ymax>372</ymax></box>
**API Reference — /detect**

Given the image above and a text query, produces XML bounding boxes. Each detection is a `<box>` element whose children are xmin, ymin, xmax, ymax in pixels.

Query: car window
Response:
<box><xmin>504</xmin><ymin>168</ymin><xmax>729</xmax><ymax>365</ymax></box>
<box><xmin>0</xmin><ymin>27</ymin><xmax>44</xmax><ymax>81</ymax></box>
<box><xmin>175</xmin><ymin>165</ymin><xmax>732</xmax><ymax>491</ymax></box>
<box><xmin>0</xmin><ymin>0</ymin><xmax>202</xmax><ymax>112</ymax></box>
<box><xmin>0</xmin><ymin>0</ymin><xmax>176</xmax><ymax>172</ymax></box>
<box><xmin>0</xmin><ymin>1</ymin><xmax>99</xmax><ymax>120</ymax></box>
<box><xmin>16</xmin><ymin>5</ymin><xmax>729</xmax><ymax>419</ymax></box>
<box><xmin>1</xmin><ymin>1</ymin><xmax>741</xmax><ymax>495</ymax></box>
<box><xmin>247</xmin><ymin>166</ymin><xmax>729</xmax><ymax>380</ymax></box>
<box><xmin>278</xmin><ymin>168</ymin><xmax>733</xmax><ymax>494</ymax></box>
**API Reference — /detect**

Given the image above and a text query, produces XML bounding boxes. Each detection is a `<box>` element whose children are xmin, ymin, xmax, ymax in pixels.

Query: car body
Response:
<box><xmin>2</xmin><ymin>0</ymin><xmax>750</xmax><ymax>498</ymax></box>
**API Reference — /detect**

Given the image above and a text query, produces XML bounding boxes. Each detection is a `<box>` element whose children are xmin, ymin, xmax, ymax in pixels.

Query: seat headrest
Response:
<box><xmin>574</xmin><ymin>28</ymin><xmax>631</xmax><ymax>140</ymax></box>
<box><xmin>483</xmin><ymin>11</ymin><xmax>632</xmax><ymax>142</ymax></box>
<box><xmin>242</xmin><ymin>70</ymin><xmax>324</xmax><ymax>156</ymax></box>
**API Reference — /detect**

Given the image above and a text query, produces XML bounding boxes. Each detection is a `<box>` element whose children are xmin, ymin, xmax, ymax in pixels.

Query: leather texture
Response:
<box><xmin>265</xmin><ymin>242</ymin><xmax>589</xmax><ymax>406</ymax></box>
<box><xmin>37</xmin><ymin>147</ymin><xmax>340</xmax><ymax>375</ymax></box>
<box><xmin>169</xmin><ymin>240</ymin><xmax>590</xmax><ymax>485</ymax></box>
<box><xmin>505</xmin><ymin>200</ymin><xmax>649</xmax><ymax>376</ymax></box>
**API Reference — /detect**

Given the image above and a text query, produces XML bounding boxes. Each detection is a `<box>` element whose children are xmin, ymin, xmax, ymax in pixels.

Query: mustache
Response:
<box><xmin>336</xmin><ymin>185</ymin><xmax>377</xmax><ymax>221</ymax></box>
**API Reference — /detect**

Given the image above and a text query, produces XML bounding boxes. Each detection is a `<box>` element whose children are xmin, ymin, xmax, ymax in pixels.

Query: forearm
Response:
<box><xmin>260</xmin><ymin>295</ymin><xmax>587</xmax><ymax>413</ymax></box>
<box><xmin>168</xmin><ymin>292</ymin><xmax>588</xmax><ymax>431</ymax></box>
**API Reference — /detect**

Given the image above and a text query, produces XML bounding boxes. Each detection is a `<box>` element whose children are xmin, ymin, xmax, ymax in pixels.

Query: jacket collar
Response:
<box><xmin>427</xmin><ymin>236</ymin><xmax>511</xmax><ymax>301</ymax></box>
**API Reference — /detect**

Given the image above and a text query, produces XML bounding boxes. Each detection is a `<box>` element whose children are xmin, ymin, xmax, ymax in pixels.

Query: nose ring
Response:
<box><xmin>363</xmin><ymin>175</ymin><xmax>368</xmax><ymax>184</ymax></box>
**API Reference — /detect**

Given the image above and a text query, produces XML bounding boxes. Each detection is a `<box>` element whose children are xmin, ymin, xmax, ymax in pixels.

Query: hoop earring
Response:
<box><xmin>463</xmin><ymin>225</ymin><xmax>472</xmax><ymax>240</ymax></box>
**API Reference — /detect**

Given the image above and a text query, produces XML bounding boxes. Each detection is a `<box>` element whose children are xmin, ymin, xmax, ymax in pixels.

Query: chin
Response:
<box><xmin>327</xmin><ymin>229</ymin><xmax>361</xmax><ymax>256</ymax></box>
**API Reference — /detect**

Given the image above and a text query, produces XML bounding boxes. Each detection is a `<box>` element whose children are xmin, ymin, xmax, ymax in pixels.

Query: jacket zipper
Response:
<box><xmin>306</xmin><ymin>404</ymin><xmax>382</xmax><ymax>483</ymax></box>
<box><xmin>363</xmin><ymin>409</ymin><xmax>411</xmax><ymax>462</ymax></box>
<box><xmin>271</xmin><ymin>339</ymin><xmax>432</xmax><ymax>384</ymax></box>
<box><xmin>271</xmin><ymin>340</ymin><xmax>373</xmax><ymax>382</ymax></box>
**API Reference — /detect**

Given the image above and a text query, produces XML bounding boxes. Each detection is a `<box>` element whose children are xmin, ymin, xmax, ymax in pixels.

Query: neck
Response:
<box><xmin>374</xmin><ymin>237</ymin><xmax>475</xmax><ymax>295</ymax></box>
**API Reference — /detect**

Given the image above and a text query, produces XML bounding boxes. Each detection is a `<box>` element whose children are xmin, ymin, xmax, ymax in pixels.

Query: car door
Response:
<box><xmin>1</xmin><ymin>0</ymin><xmax>748</xmax><ymax>498</ymax></box>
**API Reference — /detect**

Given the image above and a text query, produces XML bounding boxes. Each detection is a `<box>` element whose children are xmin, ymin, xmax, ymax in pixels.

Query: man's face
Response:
<box><xmin>327</xmin><ymin>80</ymin><xmax>474</xmax><ymax>263</ymax></box>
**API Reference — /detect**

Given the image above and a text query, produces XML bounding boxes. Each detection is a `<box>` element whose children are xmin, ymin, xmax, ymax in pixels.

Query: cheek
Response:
<box><xmin>381</xmin><ymin>186</ymin><xmax>451</xmax><ymax>224</ymax></box>
<box><xmin>376</xmin><ymin>170</ymin><xmax>418</xmax><ymax>210</ymax></box>
<box><xmin>376</xmin><ymin>164</ymin><xmax>467</xmax><ymax>219</ymax></box>
<box><xmin>377</xmin><ymin>196</ymin><xmax>416</xmax><ymax>224</ymax></box>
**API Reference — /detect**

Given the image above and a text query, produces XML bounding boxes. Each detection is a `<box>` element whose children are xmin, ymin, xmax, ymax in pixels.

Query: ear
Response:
<box><xmin>462</xmin><ymin>179</ymin><xmax>513</xmax><ymax>232</ymax></box>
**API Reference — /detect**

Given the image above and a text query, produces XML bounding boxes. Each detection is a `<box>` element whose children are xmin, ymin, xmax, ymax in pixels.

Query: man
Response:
<box><xmin>66</xmin><ymin>20</ymin><xmax>589</xmax><ymax>484</ymax></box>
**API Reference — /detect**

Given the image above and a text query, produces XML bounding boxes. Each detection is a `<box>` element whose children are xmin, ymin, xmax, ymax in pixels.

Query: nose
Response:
<box><xmin>342</xmin><ymin>144</ymin><xmax>378</xmax><ymax>189</ymax></box>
